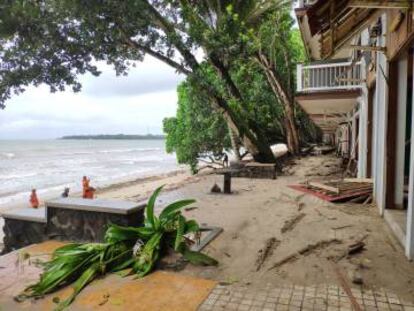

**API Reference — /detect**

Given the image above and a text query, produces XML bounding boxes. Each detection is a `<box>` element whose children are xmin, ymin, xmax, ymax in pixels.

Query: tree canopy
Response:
<box><xmin>0</xmin><ymin>0</ymin><xmax>320</xmax><ymax>166</ymax></box>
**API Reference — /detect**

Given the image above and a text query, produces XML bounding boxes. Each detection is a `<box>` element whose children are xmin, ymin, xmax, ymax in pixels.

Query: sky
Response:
<box><xmin>0</xmin><ymin>56</ymin><xmax>185</xmax><ymax>139</ymax></box>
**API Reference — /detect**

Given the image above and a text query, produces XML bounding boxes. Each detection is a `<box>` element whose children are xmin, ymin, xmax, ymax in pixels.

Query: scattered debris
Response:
<box><xmin>211</xmin><ymin>183</ymin><xmax>222</xmax><ymax>193</ymax></box>
<box><xmin>332</xmin><ymin>225</ymin><xmax>353</xmax><ymax>230</ymax></box>
<box><xmin>281</xmin><ymin>213</ymin><xmax>306</xmax><ymax>233</ymax></box>
<box><xmin>348</xmin><ymin>241</ymin><xmax>365</xmax><ymax>255</ymax></box>
<box><xmin>334</xmin><ymin>235</ymin><xmax>368</xmax><ymax>262</ymax></box>
<box><xmin>184</xmin><ymin>207</ymin><xmax>198</xmax><ymax>212</ymax></box>
<box><xmin>255</xmin><ymin>237</ymin><xmax>281</xmax><ymax>271</ymax></box>
<box><xmin>297</xmin><ymin>202</ymin><xmax>305</xmax><ymax>211</ymax></box>
<box><xmin>314</xmin><ymin>209</ymin><xmax>337</xmax><ymax>221</ymax></box>
<box><xmin>330</xmin><ymin>261</ymin><xmax>363</xmax><ymax>311</ymax></box>
<box><xmin>269</xmin><ymin>239</ymin><xmax>342</xmax><ymax>270</ymax></box>
<box><xmin>98</xmin><ymin>294</ymin><xmax>110</xmax><ymax>306</ymax></box>
<box><xmin>290</xmin><ymin>178</ymin><xmax>373</xmax><ymax>203</ymax></box>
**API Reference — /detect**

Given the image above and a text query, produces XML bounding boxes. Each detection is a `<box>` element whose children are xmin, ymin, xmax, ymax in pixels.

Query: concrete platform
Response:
<box><xmin>45</xmin><ymin>197</ymin><xmax>146</xmax><ymax>214</ymax></box>
<box><xmin>1</xmin><ymin>207</ymin><xmax>46</xmax><ymax>223</ymax></box>
<box><xmin>0</xmin><ymin>241</ymin><xmax>216</xmax><ymax>311</ymax></box>
<box><xmin>384</xmin><ymin>209</ymin><xmax>407</xmax><ymax>248</ymax></box>
<box><xmin>1</xmin><ymin>207</ymin><xmax>47</xmax><ymax>253</ymax></box>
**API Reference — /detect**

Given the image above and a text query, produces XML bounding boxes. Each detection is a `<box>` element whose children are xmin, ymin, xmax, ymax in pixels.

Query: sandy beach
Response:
<box><xmin>1</xmin><ymin>154</ymin><xmax>414</xmax><ymax>303</ymax></box>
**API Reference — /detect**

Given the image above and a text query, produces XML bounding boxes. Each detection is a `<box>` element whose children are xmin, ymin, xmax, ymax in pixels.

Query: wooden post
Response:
<box><xmin>223</xmin><ymin>173</ymin><xmax>232</xmax><ymax>194</ymax></box>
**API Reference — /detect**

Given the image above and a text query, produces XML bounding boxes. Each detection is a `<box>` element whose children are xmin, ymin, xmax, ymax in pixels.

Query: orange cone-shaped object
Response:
<box><xmin>82</xmin><ymin>176</ymin><xmax>90</xmax><ymax>198</ymax></box>
<box><xmin>29</xmin><ymin>189</ymin><xmax>39</xmax><ymax>208</ymax></box>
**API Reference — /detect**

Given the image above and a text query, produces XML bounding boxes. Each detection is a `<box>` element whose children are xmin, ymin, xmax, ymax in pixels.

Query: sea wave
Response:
<box><xmin>0</xmin><ymin>172</ymin><xmax>38</xmax><ymax>180</ymax></box>
<box><xmin>98</xmin><ymin>147</ymin><xmax>161</xmax><ymax>154</ymax></box>
<box><xmin>55</xmin><ymin>147</ymin><xmax>162</xmax><ymax>156</ymax></box>
<box><xmin>0</xmin><ymin>152</ymin><xmax>15</xmax><ymax>159</ymax></box>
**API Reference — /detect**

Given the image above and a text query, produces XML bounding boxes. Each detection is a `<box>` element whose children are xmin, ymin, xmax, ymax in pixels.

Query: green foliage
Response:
<box><xmin>163</xmin><ymin>80</ymin><xmax>231</xmax><ymax>173</ymax></box>
<box><xmin>0</xmin><ymin>0</ymin><xmax>320</xmax><ymax>159</ymax></box>
<box><xmin>16</xmin><ymin>186</ymin><xmax>217</xmax><ymax>310</ymax></box>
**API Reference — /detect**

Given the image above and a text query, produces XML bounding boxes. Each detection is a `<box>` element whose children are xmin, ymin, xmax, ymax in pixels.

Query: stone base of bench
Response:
<box><xmin>47</xmin><ymin>207</ymin><xmax>143</xmax><ymax>242</ymax></box>
<box><xmin>2</xmin><ymin>218</ymin><xmax>47</xmax><ymax>254</ymax></box>
<box><xmin>2</xmin><ymin>198</ymin><xmax>146</xmax><ymax>253</ymax></box>
<box><xmin>232</xmin><ymin>163</ymin><xmax>277</xmax><ymax>179</ymax></box>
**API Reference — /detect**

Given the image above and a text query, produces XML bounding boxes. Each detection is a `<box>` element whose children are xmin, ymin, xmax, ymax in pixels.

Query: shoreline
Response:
<box><xmin>0</xmin><ymin>168</ymin><xmax>199</xmax><ymax>247</ymax></box>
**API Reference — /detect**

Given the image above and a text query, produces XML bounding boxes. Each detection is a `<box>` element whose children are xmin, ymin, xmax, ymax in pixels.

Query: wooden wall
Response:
<box><xmin>387</xmin><ymin>9</ymin><xmax>414</xmax><ymax>61</ymax></box>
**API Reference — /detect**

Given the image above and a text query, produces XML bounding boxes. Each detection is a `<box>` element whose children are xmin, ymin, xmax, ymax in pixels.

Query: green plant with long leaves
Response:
<box><xmin>16</xmin><ymin>186</ymin><xmax>217</xmax><ymax>310</ymax></box>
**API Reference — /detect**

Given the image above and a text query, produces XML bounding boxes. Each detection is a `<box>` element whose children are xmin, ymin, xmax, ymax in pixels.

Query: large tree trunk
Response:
<box><xmin>208</xmin><ymin>53</ymin><xmax>275</xmax><ymax>162</ymax></box>
<box><xmin>256</xmin><ymin>53</ymin><xmax>301</xmax><ymax>155</ymax></box>
<box><xmin>209</xmin><ymin>94</ymin><xmax>275</xmax><ymax>163</ymax></box>
<box><xmin>228</xmin><ymin>126</ymin><xmax>241</xmax><ymax>162</ymax></box>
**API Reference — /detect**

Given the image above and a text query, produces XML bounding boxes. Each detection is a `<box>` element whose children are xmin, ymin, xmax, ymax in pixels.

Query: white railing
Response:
<box><xmin>297</xmin><ymin>61</ymin><xmax>362</xmax><ymax>92</ymax></box>
<box><xmin>297</xmin><ymin>0</ymin><xmax>318</xmax><ymax>8</ymax></box>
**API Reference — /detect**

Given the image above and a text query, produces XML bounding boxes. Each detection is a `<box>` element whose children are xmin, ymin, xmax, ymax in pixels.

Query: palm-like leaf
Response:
<box><xmin>159</xmin><ymin>199</ymin><xmax>196</xmax><ymax>221</ymax></box>
<box><xmin>17</xmin><ymin>187</ymin><xmax>217</xmax><ymax>310</ymax></box>
<box><xmin>145</xmin><ymin>185</ymin><xmax>164</xmax><ymax>229</ymax></box>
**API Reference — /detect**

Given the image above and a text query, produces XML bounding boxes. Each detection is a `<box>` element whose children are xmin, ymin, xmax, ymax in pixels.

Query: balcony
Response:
<box><xmin>295</xmin><ymin>61</ymin><xmax>363</xmax><ymax>133</ymax></box>
<box><xmin>297</xmin><ymin>61</ymin><xmax>362</xmax><ymax>93</ymax></box>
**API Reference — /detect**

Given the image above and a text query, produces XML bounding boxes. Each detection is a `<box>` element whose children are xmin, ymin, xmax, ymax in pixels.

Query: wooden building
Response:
<box><xmin>295</xmin><ymin>0</ymin><xmax>414</xmax><ymax>259</ymax></box>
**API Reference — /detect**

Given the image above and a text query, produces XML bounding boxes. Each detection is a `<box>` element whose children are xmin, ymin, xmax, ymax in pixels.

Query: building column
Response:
<box><xmin>358</xmin><ymin>96</ymin><xmax>368</xmax><ymax>178</ymax></box>
<box><xmin>351</xmin><ymin>111</ymin><xmax>357</xmax><ymax>161</ymax></box>
<box><xmin>395</xmin><ymin>54</ymin><xmax>408</xmax><ymax>208</ymax></box>
<box><xmin>373</xmin><ymin>14</ymin><xmax>389</xmax><ymax>216</ymax></box>
<box><xmin>406</xmin><ymin>49</ymin><xmax>414</xmax><ymax>260</ymax></box>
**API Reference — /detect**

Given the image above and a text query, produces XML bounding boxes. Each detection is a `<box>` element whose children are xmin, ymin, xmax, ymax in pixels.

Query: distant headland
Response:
<box><xmin>60</xmin><ymin>134</ymin><xmax>165</xmax><ymax>140</ymax></box>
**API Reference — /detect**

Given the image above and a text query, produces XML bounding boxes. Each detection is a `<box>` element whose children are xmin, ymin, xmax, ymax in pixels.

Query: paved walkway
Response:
<box><xmin>198</xmin><ymin>284</ymin><xmax>414</xmax><ymax>311</ymax></box>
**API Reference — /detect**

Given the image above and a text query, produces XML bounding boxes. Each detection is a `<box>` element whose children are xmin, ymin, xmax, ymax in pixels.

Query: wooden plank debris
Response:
<box><xmin>289</xmin><ymin>178</ymin><xmax>373</xmax><ymax>203</ymax></box>
<box><xmin>308</xmin><ymin>182</ymin><xmax>340</xmax><ymax>194</ymax></box>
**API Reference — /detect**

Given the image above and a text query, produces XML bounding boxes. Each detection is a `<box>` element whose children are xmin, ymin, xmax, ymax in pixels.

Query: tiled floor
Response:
<box><xmin>198</xmin><ymin>284</ymin><xmax>414</xmax><ymax>311</ymax></box>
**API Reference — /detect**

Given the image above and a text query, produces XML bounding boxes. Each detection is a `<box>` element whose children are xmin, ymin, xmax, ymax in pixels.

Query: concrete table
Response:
<box><xmin>46</xmin><ymin>198</ymin><xmax>146</xmax><ymax>242</ymax></box>
<box><xmin>1</xmin><ymin>207</ymin><xmax>47</xmax><ymax>253</ymax></box>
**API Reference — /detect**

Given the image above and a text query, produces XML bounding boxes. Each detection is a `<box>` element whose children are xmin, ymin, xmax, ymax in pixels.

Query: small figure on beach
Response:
<box><xmin>84</xmin><ymin>186</ymin><xmax>96</xmax><ymax>199</ymax></box>
<box><xmin>61</xmin><ymin>187</ymin><xmax>70</xmax><ymax>198</ymax></box>
<box><xmin>82</xmin><ymin>176</ymin><xmax>90</xmax><ymax>198</ymax></box>
<box><xmin>29</xmin><ymin>189</ymin><xmax>39</xmax><ymax>208</ymax></box>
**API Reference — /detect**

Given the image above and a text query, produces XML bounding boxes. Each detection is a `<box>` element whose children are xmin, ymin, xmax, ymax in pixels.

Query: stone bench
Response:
<box><xmin>1</xmin><ymin>207</ymin><xmax>47</xmax><ymax>253</ymax></box>
<box><xmin>226</xmin><ymin>162</ymin><xmax>277</xmax><ymax>179</ymax></box>
<box><xmin>46</xmin><ymin>198</ymin><xmax>146</xmax><ymax>242</ymax></box>
<box><xmin>1</xmin><ymin>198</ymin><xmax>146</xmax><ymax>253</ymax></box>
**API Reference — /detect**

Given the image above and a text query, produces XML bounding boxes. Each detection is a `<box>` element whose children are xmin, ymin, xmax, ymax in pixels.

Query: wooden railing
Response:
<box><xmin>297</xmin><ymin>61</ymin><xmax>362</xmax><ymax>92</ymax></box>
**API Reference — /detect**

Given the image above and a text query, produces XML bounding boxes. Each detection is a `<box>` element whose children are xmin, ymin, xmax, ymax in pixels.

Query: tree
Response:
<box><xmin>180</xmin><ymin>1</ymin><xmax>305</xmax><ymax>154</ymax></box>
<box><xmin>163</xmin><ymin>80</ymin><xmax>231</xmax><ymax>173</ymax></box>
<box><xmin>0</xmin><ymin>0</ymin><xmax>279</xmax><ymax>162</ymax></box>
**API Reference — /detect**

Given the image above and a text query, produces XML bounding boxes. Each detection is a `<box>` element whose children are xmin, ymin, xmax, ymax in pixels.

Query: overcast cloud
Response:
<box><xmin>0</xmin><ymin>56</ymin><xmax>185</xmax><ymax>139</ymax></box>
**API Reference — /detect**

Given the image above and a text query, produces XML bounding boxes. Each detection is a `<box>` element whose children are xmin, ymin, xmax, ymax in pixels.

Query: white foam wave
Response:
<box><xmin>0</xmin><ymin>152</ymin><xmax>15</xmax><ymax>159</ymax></box>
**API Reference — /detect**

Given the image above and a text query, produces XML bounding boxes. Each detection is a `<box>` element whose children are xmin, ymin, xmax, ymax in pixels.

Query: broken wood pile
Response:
<box><xmin>306</xmin><ymin>178</ymin><xmax>373</xmax><ymax>203</ymax></box>
<box><xmin>289</xmin><ymin>178</ymin><xmax>373</xmax><ymax>203</ymax></box>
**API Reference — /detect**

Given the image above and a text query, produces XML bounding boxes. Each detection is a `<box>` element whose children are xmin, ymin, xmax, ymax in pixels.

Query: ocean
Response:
<box><xmin>0</xmin><ymin>139</ymin><xmax>180</xmax><ymax>211</ymax></box>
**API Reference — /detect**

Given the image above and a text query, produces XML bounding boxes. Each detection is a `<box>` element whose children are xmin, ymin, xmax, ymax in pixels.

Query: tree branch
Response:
<box><xmin>141</xmin><ymin>0</ymin><xmax>200</xmax><ymax>71</ymax></box>
<box><xmin>122</xmin><ymin>36</ymin><xmax>192</xmax><ymax>75</ymax></box>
